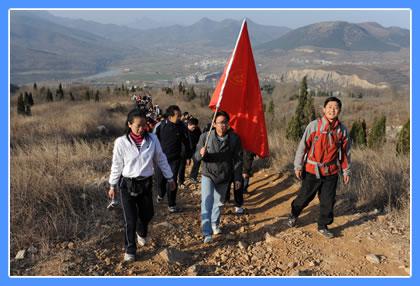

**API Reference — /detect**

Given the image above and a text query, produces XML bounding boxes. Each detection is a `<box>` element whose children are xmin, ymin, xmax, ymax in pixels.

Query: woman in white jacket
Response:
<box><xmin>108</xmin><ymin>108</ymin><xmax>175</xmax><ymax>262</ymax></box>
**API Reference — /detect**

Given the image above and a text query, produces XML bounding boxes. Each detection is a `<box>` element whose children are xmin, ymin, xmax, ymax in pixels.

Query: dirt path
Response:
<box><xmin>12</xmin><ymin>170</ymin><xmax>410</xmax><ymax>276</ymax></box>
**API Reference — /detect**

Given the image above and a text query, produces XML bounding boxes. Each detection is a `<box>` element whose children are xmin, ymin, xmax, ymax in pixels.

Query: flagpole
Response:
<box><xmin>202</xmin><ymin>18</ymin><xmax>247</xmax><ymax>153</ymax></box>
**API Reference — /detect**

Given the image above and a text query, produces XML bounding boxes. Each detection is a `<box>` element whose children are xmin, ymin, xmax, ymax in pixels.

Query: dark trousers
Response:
<box><xmin>120</xmin><ymin>177</ymin><xmax>154</xmax><ymax>255</ymax></box>
<box><xmin>224</xmin><ymin>179</ymin><xmax>244</xmax><ymax>207</ymax></box>
<box><xmin>178</xmin><ymin>157</ymin><xmax>187</xmax><ymax>185</ymax></box>
<box><xmin>189</xmin><ymin>158</ymin><xmax>201</xmax><ymax>181</ymax></box>
<box><xmin>155</xmin><ymin>159</ymin><xmax>180</xmax><ymax>207</ymax></box>
<box><xmin>291</xmin><ymin>172</ymin><xmax>338</xmax><ymax>229</ymax></box>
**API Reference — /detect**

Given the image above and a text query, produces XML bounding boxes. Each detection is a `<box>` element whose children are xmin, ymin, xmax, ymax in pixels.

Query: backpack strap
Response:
<box><xmin>309</xmin><ymin>119</ymin><xmax>322</xmax><ymax>158</ymax></box>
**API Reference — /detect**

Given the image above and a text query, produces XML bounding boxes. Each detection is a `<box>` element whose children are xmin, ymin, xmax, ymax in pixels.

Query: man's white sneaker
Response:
<box><xmin>212</xmin><ymin>224</ymin><xmax>221</xmax><ymax>235</ymax></box>
<box><xmin>136</xmin><ymin>233</ymin><xmax>147</xmax><ymax>246</ymax></box>
<box><xmin>124</xmin><ymin>253</ymin><xmax>135</xmax><ymax>262</ymax></box>
<box><xmin>235</xmin><ymin>207</ymin><xmax>244</xmax><ymax>214</ymax></box>
<box><xmin>203</xmin><ymin>235</ymin><xmax>212</xmax><ymax>243</ymax></box>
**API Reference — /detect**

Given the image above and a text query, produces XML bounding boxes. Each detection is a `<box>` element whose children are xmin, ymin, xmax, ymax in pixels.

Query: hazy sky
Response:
<box><xmin>49</xmin><ymin>9</ymin><xmax>410</xmax><ymax>29</ymax></box>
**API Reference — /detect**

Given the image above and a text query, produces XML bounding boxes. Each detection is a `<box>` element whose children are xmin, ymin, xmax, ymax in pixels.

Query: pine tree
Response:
<box><xmin>23</xmin><ymin>92</ymin><xmax>30</xmax><ymax>108</ymax></box>
<box><xmin>368</xmin><ymin>115</ymin><xmax>387</xmax><ymax>149</ymax></box>
<box><xmin>350</xmin><ymin>119</ymin><xmax>367</xmax><ymax>148</ymax></box>
<box><xmin>286</xmin><ymin>76</ymin><xmax>315</xmax><ymax>141</ymax></box>
<box><xmin>95</xmin><ymin>90</ymin><xmax>100</xmax><ymax>102</ymax></box>
<box><xmin>33</xmin><ymin>82</ymin><xmax>37</xmax><ymax>90</ymax></box>
<box><xmin>184</xmin><ymin>86</ymin><xmax>196</xmax><ymax>101</ymax></box>
<box><xmin>56</xmin><ymin>83</ymin><xmax>64</xmax><ymax>100</ymax></box>
<box><xmin>24</xmin><ymin>103</ymin><xmax>31</xmax><ymax>116</ymax></box>
<box><xmin>17</xmin><ymin>93</ymin><xmax>25</xmax><ymax>115</ymax></box>
<box><xmin>268</xmin><ymin>99</ymin><xmax>275</xmax><ymax>121</ymax></box>
<box><xmin>85</xmin><ymin>90</ymin><xmax>91</xmax><ymax>101</ymax></box>
<box><xmin>28</xmin><ymin>92</ymin><xmax>34</xmax><ymax>106</ymax></box>
<box><xmin>302</xmin><ymin>87</ymin><xmax>316</xmax><ymax>127</ymax></box>
<box><xmin>69</xmin><ymin>92</ymin><xmax>75</xmax><ymax>101</ymax></box>
<box><xmin>396</xmin><ymin>120</ymin><xmax>410</xmax><ymax>155</ymax></box>
<box><xmin>46</xmin><ymin>88</ymin><xmax>53</xmax><ymax>102</ymax></box>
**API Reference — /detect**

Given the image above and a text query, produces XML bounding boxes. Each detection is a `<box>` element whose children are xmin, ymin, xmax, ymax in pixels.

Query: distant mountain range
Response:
<box><xmin>10</xmin><ymin>11</ymin><xmax>409</xmax><ymax>85</ymax></box>
<box><xmin>257</xmin><ymin>21</ymin><xmax>409</xmax><ymax>52</ymax></box>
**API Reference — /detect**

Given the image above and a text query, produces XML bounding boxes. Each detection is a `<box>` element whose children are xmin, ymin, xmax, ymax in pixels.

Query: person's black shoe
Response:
<box><xmin>318</xmin><ymin>227</ymin><xmax>334</xmax><ymax>239</ymax></box>
<box><xmin>287</xmin><ymin>214</ymin><xmax>297</xmax><ymax>227</ymax></box>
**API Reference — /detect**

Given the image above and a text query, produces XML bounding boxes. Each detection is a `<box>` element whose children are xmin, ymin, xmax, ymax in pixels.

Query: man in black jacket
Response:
<box><xmin>155</xmin><ymin>105</ymin><xmax>191</xmax><ymax>213</ymax></box>
<box><xmin>194</xmin><ymin>110</ymin><xmax>243</xmax><ymax>243</ymax></box>
<box><xmin>185</xmin><ymin>117</ymin><xmax>202</xmax><ymax>183</ymax></box>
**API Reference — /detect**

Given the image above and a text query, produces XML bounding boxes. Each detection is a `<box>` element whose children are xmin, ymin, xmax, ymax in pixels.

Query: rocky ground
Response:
<box><xmin>11</xmin><ymin>170</ymin><xmax>410</xmax><ymax>276</ymax></box>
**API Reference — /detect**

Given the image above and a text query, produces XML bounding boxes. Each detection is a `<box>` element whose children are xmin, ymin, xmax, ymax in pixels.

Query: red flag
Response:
<box><xmin>209</xmin><ymin>19</ymin><xmax>269</xmax><ymax>158</ymax></box>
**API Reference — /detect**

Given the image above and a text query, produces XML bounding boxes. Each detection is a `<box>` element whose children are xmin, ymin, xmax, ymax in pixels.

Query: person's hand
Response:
<box><xmin>234</xmin><ymin>181</ymin><xmax>242</xmax><ymax>190</ymax></box>
<box><xmin>199</xmin><ymin>147</ymin><xmax>206</xmax><ymax>157</ymax></box>
<box><xmin>295</xmin><ymin>169</ymin><xmax>303</xmax><ymax>180</ymax></box>
<box><xmin>108</xmin><ymin>187</ymin><xmax>116</xmax><ymax>199</ymax></box>
<box><xmin>168</xmin><ymin>180</ymin><xmax>177</xmax><ymax>191</ymax></box>
<box><xmin>186</xmin><ymin>159</ymin><xmax>191</xmax><ymax>166</ymax></box>
<box><xmin>242</xmin><ymin>173</ymin><xmax>249</xmax><ymax>179</ymax></box>
<box><xmin>343</xmin><ymin>175</ymin><xmax>350</xmax><ymax>185</ymax></box>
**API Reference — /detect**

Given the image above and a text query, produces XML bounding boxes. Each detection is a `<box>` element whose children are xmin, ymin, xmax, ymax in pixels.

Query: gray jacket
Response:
<box><xmin>194</xmin><ymin>129</ymin><xmax>243</xmax><ymax>186</ymax></box>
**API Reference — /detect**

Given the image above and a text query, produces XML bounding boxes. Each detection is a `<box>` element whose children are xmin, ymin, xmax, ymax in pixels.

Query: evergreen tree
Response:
<box><xmin>56</xmin><ymin>83</ymin><xmax>64</xmax><ymax>100</ymax></box>
<box><xmin>24</xmin><ymin>103</ymin><xmax>31</xmax><ymax>116</ymax></box>
<box><xmin>396</xmin><ymin>120</ymin><xmax>410</xmax><ymax>155</ymax></box>
<box><xmin>268</xmin><ymin>99</ymin><xmax>275</xmax><ymax>114</ymax></box>
<box><xmin>46</xmin><ymin>88</ymin><xmax>53</xmax><ymax>102</ymax></box>
<box><xmin>350</xmin><ymin>119</ymin><xmax>367</xmax><ymax>148</ymax></box>
<box><xmin>302</xmin><ymin>87</ymin><xmax>316</xmax><ymax>127</ymax></box>
<box><xmin>368</xmin><ymin>115</ymin><xmax>387</xmax><ymax>149</ymax></box>
<box><xmin>21</xmin><ymin>92</ymin><xmax>30</xmax><ymax>115</ymax></box>
<box><xmin>286</xmin><ymin>76</ymin><xmax>315</xmax><ymax>141</ymax></box>
<box><xmin>69</xmin><ymin>92</ymin><xmax>75</xmax><ymax>101</ymax></box>
<box><xmin>17</xmin><ymin>93</ymin><xmax>25</xmax><ymax>115</ymax></box>
<box><xmin>85</xmin><ymin>90</ymin><xmax>91</xmax><ymax>101</ymax></box>
<box><xmin>95</xmin><ymin>90</ymin><xmax>100</xmax><ymax>102</ymax></box>
<box><xmin>28</xmin><ymin>92</ymin><xmax>34</xmax><ymax>106</ymax></box>
<box><xmin>184</xmin><ymin>86</ymin><xmax>196</xmax><ymax>101</ymax></box>
<box><xmin>33</xmin><ymin>82</ymin><xmax>37</xmax><ymax>90</ymax></box>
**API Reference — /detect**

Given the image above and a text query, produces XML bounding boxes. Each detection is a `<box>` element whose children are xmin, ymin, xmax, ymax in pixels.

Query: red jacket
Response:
<box><xmin>294</xmin><ymin>116</ymin><xmax>351</xmax><ymax>178</ymax></box>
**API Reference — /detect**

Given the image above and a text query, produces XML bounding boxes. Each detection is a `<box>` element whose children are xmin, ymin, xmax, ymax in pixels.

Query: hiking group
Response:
<box><xmin>108</xmin><ymin>96</ymin><xmax>351</xmax><ymax>262</ymax></box>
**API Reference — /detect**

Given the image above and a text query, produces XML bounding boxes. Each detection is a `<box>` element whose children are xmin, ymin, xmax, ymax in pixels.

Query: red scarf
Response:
<box><xmin>129</xmin><ymin>132</ymin><xmax>144</xmax><ymax>146</ymax></box>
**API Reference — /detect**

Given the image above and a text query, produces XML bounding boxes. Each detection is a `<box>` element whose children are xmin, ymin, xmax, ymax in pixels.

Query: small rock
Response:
<box><xmin>365</xmin><ymin>254</ymin><xmax>381</xmax><ymax>264</ymax></box>
<box><xmin>376</xmin><ymin>215</ymin><xmax>387</xmax><ymax>223</ymax></box>
<box><xmin>290</xmin><ymin>269</ymin><xmax>308</xmax><ymax>276</ymax></box>
<box><xmin>105</xmin><ymin>258</ymin><xmax>111</xmax><ymax>265</ymax></box>
<box><xmin>265</xmin><ymin>232</ymin><xmax>281</xmax><ymax>244</ymax></box>
<box><xmin>67</xmin><ymin>242</ymin><xmax>75</xmax><ymax>249</ymax></box>
<box><xmin>239</xmin><ymin>226</ymin><xmax>246</xmax><ymax>233</ymax></box>
<box><xmin>159</xmin><ymin>248</ymin><xmax>189</xmax><ymax>265</ymax></box>
<box><xmin>187</xmin><ymin>265</ymin><xmax>198</xmax><ymax>276</ymax></box>
<box><xmin>15</xmin><ymin>250</ymin><xmax>26</xmax><ymax>260</ymax></box>
<box><xmin>27</xmin><ymin>245</ymin><xmax>38</xmax><ymax>254</ymax></box>
<box><xmin>288</xmin><ymin>262</ymin><xmax>297</xmax><ymax>268</ymax></box>
<box><xmin>308</xmin><ymin>260</ymin><xmax>317</xmax><ymax>267</ymax></box>
<box><xmin>238</xmin><ymin>241</ymin><xmax>248</xmax><ymax>250</ymax></box>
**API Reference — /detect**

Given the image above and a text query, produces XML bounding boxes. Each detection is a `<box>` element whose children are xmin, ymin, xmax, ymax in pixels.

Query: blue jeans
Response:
<box><xmin>201</xmin><ymin>176</ymin><xmax>228</xmax><ymax>236</ymax></box>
